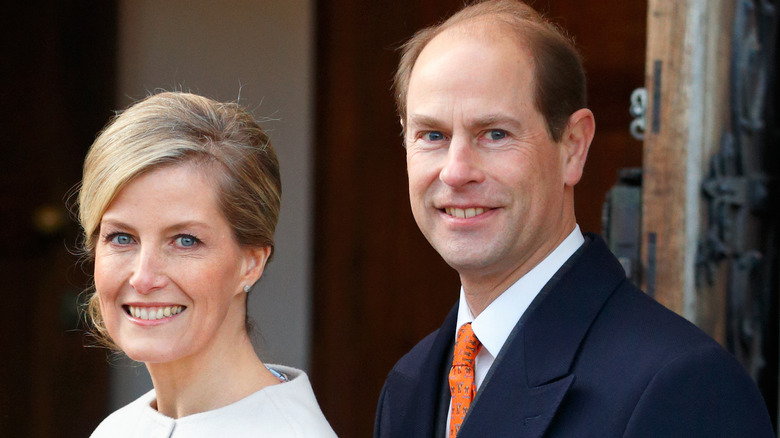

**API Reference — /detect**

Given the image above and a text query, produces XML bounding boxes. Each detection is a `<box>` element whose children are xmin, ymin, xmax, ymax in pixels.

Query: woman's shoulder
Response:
<box><xmin>89</xmin><ymin>390</ymin><xmax>157</xmax><ymax>438</ymax></box>
<box><xmin>89</xmin><ymin>367</ymin><xmax>337</xmax><ymax>437</ymax></box>
<box><xmin>180</xmin><ymin>365</ymin><xmax>337</xmax><ymax>437</ymax></box>
<box><xmin>259</xmin><ymin>365</ymin><xmax>331</xmax><ymax>414</ymax></box>
<box><xmin>243</xmin><ymin>364</ymin><xmax>337</xmax><ymax>436</ymax></box>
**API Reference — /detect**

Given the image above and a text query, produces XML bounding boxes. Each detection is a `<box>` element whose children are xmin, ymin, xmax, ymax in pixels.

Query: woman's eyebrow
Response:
<box><xmin>162</xmin><ymin>220</ymin><xmax>211</xmax><ymax>233</ymax></box>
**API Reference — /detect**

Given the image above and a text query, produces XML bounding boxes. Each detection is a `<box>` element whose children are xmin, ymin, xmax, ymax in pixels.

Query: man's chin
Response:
<box><xmin>440</xmin><ymin>250</ymin><xmax>501</xmax><ymax>275</ymax></box>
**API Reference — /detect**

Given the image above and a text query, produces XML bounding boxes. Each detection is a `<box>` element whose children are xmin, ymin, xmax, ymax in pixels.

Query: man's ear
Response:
<box><xmin>560</xmin><ymin>108</ymin><xmax>595</xmax><ymax>187</ymax></box>
<box><xmin>241</xmin><ymin>246</ymin><xmax>272</xmax><ymax>293</ymax></box>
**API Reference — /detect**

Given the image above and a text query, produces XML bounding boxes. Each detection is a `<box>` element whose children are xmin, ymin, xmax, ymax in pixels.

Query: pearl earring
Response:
<box><xmin>243</xmin><ymin>285</ymin><xmax>251</xmax><ymax>293</ymax></box>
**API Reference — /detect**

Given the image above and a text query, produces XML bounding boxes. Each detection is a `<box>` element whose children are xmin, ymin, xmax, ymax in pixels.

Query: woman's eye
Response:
<box><xmin>175</xmin><ymin>235</ymin><xmax>199</xmax><ymax>247</ymax></box>
<box><xmin>110</xmin><ymin>233</ymin><xmax>133</xmax><ymax>245</ymax></box>
<box><xmin>423</xmin><ymin>131</ymin><xmax>445</xmax><ymax>142</ymax></box>
<box><xmin>487</xmin><ymin>129</ymin><xmax>507</xmax><ymax>140</ymax></box>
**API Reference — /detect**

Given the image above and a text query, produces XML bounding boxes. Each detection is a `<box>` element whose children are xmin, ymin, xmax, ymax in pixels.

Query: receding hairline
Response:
<box><xmin>442</xmin><ymin>13</ymin><xmax>532</xmax><ymax>40</ymax></box>
<box><xmin>417</xmin><ymin>17</ymin><xmax>534</xmax><ymax>60</ymax></box>
<box><xmin>400</xmin><ymin>12</ymin><xmax>542</xmax><ymax>117</ymax></box>
<box><xmin>396</xmin><ymin>1</ymin><xmax>587</xmax><ymax>142</ymax></box>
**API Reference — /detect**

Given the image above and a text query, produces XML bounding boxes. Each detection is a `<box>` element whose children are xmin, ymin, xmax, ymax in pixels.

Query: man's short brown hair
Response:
<box><xmin>394</xmin><ymin>0</ymin><xmax>586</xmax><ymax>142</ymax></box>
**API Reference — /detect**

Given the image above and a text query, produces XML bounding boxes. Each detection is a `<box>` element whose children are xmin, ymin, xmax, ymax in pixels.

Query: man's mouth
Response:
<box><xmin>123</xmin><ymin>305</ymin><xmax>186</xmax><ymax>321</ymax></box>
<box><xmin>443</xmin><ymin>207</ymin><xmax>489</xmax><ymax>218</ymax></box>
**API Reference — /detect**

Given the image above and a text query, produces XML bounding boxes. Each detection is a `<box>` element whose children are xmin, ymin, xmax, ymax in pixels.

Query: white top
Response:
<box><xmin>446</xmin><ymin>226</ymin><xmax>585</xmax><ymax>435</ymax></box>
<box><xmin>90</xmin><ymin>365</ymin><xmax>337</xmax><ymax>438</ymax></box>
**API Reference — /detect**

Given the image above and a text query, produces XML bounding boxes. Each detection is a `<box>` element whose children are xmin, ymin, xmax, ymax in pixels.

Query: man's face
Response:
<box><xmin>404</xmin><ymin>26</ymin><xmax>578</xmax><ymax>285</ymax></box>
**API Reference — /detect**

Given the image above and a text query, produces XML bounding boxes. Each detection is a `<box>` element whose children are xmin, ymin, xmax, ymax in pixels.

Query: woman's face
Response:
<box><xmin>94</xmin><ymin>163</ymin><xmax>267</xmax><ymax>364</ymax></box>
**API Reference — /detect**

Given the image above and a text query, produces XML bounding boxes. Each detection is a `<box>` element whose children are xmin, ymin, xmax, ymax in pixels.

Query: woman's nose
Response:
<box><xmin>128</xmin><ymin>247</ymin><xmax>166</xmax><ymax>294</ymax></box>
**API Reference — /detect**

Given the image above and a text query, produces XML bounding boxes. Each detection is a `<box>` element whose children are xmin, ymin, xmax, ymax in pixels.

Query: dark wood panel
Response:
<box><xmin>312</xmin><ymin>1</ymin><xmax>646</xmax><ymax>436</ymax></box>
<box><xmin>312</xmin><ymin>2</ymin><xmax>463</xmax><ymax>436</ymax></box>
<box><xmin>0</xmin><ymin>1</ymin><xmax>116</xmax><ymax>436</ymax></box>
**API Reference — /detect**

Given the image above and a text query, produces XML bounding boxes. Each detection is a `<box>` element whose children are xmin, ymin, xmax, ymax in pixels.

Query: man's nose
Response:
<box><xmin>439</xmin><ymin>137</ymin><xmax>484</xmax><ymax>187</ymax></box>
<box><xmin>128</xmin><ymin>247</ymin><xmax>167</xmax><ymax>294</ymax></box>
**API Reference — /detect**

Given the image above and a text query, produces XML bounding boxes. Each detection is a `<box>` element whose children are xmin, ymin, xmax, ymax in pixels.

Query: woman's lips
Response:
<box><xmin>123</xmin><ymin>305</ymin><xmax>186</xmax><ymax>321</ymax></box>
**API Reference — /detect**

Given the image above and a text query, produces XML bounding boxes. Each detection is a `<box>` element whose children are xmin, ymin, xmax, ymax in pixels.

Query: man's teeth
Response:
<box><xmin>445</xmin><ymin>207</ymin><xmax>486</xmax><ymax>218</ymax></box>
<box><xmin>127</xmin><ymin>305</ymin><xmax>184</xmax><ymax>320</ymax></box>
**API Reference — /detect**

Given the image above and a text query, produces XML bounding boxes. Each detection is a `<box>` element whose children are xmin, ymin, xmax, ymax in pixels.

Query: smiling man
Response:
<box><xmin>374</xmin><ymin>1</ymin><xmax>773</xmax><ymax>437</ymax></box>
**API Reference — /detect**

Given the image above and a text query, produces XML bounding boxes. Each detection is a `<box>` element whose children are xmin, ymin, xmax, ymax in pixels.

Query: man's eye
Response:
<box><xmin>111</xmin><ymin>234</ymin><xmax>133</xmax><ymax>245</ymax></box>
<box><xmin>488</xmin><ymin>129</ymin><xmax>507</xmax><ymax>140</ymax></box>
<box><xmin>423</xmin><ymin>131</ymin><xmax>445</xmax><ymax>142</ymax></box>
<box><xmin>175</xmin><ymin>235</ymin><xmax>199</xmax><ymax>247</ymax></box>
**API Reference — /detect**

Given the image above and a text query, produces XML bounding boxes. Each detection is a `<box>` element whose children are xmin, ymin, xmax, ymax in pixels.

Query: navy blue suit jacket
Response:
<box><xmin>375</xmin><ymin>235</ymin><xmax>774</xmax><ymax>437</ymax></box>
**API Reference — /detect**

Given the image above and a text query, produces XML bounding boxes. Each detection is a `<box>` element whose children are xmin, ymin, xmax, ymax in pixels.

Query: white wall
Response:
<box><xmin>110</xmin><ymin>0</ymin><xmax>314</xmax><ymax>409</ymax></box>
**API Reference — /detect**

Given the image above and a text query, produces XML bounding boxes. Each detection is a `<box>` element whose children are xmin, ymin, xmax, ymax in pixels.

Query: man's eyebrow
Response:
<box><xmin>407</xmin><ymin>114</ymin><xmax>521</xmax><ymax>129</ymax></box>
<box><xmin>99</xmin><ymin>218</ymin><xmax>135</xmax><ymax>233</ymax></box>
<box><xmin>468</xmin><ymin>114</ymin><xmax>520</xmax><ymax>129</ymax></box>
<box><xmin>406</xmin><ymin>114</ymin><xmax>442</xmax><ymax>129</ymax></box>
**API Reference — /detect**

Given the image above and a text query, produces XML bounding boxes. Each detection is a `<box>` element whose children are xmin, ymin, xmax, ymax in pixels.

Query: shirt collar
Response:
<box><xmin>455</xmin><ymin>225</ymin><xmax>585</xmax><ymax>358</ymax></box>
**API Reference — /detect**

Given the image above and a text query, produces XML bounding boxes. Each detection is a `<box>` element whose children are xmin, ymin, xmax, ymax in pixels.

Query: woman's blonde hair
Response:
<box><xmin>77</xmin><ymin>91</ymin><xmax>281</xmax><ymax>346</ymax></box>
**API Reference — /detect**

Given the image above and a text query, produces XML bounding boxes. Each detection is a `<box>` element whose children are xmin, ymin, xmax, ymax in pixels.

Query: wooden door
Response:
<box><xmin>642</xmin><ymin>0</ymin><xmax>779</xmax><ymax>422</ymax></box>
<box><xmin>312</xmin><ymin>1</ymin><xmax>647</xmax><ymax>436</ymax></box>
<box><xmin>0</xmin><ymin>2</ymin><xmax>117</xmax><ymax>436</ymax></box>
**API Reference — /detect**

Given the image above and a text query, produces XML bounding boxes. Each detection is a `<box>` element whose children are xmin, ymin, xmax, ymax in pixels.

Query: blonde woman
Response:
<box><xmin>80</xmin><ymin>92</ymin><xmax>336</xmax><ymax>437</ymax></box>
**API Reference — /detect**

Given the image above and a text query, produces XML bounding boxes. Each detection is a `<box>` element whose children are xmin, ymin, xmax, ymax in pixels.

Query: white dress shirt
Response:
<box><xmin>446</xmin><ymin>225</ymin><xmax>585</xmax><ymax>435</ymax></box>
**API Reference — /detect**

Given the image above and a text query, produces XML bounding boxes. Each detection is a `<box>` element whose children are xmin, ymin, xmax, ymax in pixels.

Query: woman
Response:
<box><xmin>80</xmin><ymin>92</ymin><xmax>336</xmax><ymax>437</ymax></box>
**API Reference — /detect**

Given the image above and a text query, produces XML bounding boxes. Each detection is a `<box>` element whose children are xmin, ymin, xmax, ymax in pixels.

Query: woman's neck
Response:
<box><xmin>146</xmin><ymin>330</ymin><xmax>280</xmax><ymax>418</ymax></box>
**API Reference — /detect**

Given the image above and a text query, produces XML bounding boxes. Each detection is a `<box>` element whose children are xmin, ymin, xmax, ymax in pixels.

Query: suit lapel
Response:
<box><xmin>458</xmin><ymin>316</ymin><xmax>576</xmax><ymax>438</ymax></box>
<box><xmin>458</xmin><ymin>236</ymin><xmax>627</xmax><ymax>438</ymax></box>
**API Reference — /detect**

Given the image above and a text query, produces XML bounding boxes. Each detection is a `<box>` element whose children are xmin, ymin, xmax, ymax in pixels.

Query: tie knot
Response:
<box><xmin>452</xmin><ymin>323</ymin><xmax>481</xmax><ymax>366</ymax></box>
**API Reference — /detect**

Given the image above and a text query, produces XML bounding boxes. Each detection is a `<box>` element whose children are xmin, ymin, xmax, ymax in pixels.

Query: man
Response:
<box><xmin>374</xmin><ymin>1</ymin><xmax>774</xmax><ymax>437</ymax></box>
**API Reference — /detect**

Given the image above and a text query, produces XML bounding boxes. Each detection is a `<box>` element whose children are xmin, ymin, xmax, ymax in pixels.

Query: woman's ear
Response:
<box><xmin>560</xmin><ymin>108</ymin><xmax>595</xmax><ymax>187</ymax></box>
<box><xmin>241</xmin><ymin>246</ymin><xmax>272</xmax><ymax>291</ymax></box>
<box><xmin>400</xmin><ymin>117</ymin><xmax>407</xmax><ymax>145</ymax></box>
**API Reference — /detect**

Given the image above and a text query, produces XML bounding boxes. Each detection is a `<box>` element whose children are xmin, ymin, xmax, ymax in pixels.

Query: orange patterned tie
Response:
<box><xmin>449</xmin><ymin>322</ymin><xmax>482</xmax><ymax>438</ymax></box>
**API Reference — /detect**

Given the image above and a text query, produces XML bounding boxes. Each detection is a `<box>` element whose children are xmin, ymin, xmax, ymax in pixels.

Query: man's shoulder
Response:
<box><xmin>569</xmin><ymin>235</ymin><xmax>719</xmax><ymax>356</ymax></box>
<box><xmin>575</xmin><ymin>279</ymin><xmax>755</xmax><ymax>401</ymax></box>
<box><xmin>596</xmin><ymin>280</ymin><xmax>719</xmax><ymax>357</ymax></box>
<box><xmin>603</xmin><ymin>283</ymin><xmax>773</xmax><ymax>435</ymax></box>
<box><xmin>536</xmin><ymin>275</ymin><xmax>773</xmax><ymax>435</ymax></box>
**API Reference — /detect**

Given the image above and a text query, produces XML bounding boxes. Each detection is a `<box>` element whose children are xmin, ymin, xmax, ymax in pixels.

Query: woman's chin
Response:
<box><xmin>120</xmin><ymin>344</ymin><xmax>180</xmax><ymax>364</ymax></box>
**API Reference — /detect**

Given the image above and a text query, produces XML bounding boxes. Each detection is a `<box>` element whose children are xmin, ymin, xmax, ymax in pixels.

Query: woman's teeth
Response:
<box><xmin>127</xmin><ymin>305</ymin><xmax>184</xmax><ymax>320</ymax></box>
